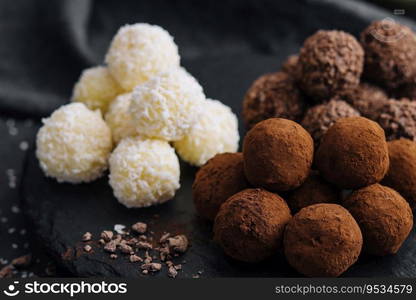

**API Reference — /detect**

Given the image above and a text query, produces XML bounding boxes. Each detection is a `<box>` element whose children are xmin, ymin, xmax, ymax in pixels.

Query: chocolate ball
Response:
<box><xmin>281</xmin><ymin>54</ymin><xmax>299</xmax><ymax>77</ymax></box>
<box><xmin>242</xmin><ymin>72</ymin><xmax>306</xmax><ymax>130</ymax></box>
<box><xmin>316</xmin><ymin>117</ymin><xmax>389</xmax><ymax>189</ymax></box>
<box><xmin>192</xmin><ymin>153</ymin><xmax>249</xmax><ymax>221</ymax></box>
<box><xmin>298</xmin><ymin>30</ymin><xmax>364</xmax><ymax>101</ymax></box>
<box><xmin>301</xmin><ymin>99</ymin><xmax>360</xmax><ymax>147</ymax></box>
<box><xmin>340</xmin><ymin>82</ymin><xmax>389</xmax><ymax>119</ymax></box>
<box><xmin>286</xmin><ymin>171</ymin><xmax>339</xmax><ymax>213</ymax></box>
<box><xmin>284</xmin><ymin>204</ymin><xmax>362</xmax><ymax>277</ymax></box>
<box><xmin>214</xmin><ymin>188</ymin><xmax>291</xmax><ymax>263</ymax></box>
<box><xmin>375</xmin><ymin>98</ymin><xmax>416</xmax><ymax>141</ymax></box>
<box><xmin>243</xmin><ymin>118</ymin><xmax>314</xmax><ymax>191</ymax></box>
<box><xmin>361</xmin><ymin>20</ymin><xmax>416</xmax><ymax>89</ymax></box>
<box><xmin>382</xmin><ymin>138</ymin><xmax>416</xmax><ymax>210</ymax></box>
<box><xmin>343</xmin><ymin>184</ymin><xmax>413</xmax><ymax>256</ymax></box>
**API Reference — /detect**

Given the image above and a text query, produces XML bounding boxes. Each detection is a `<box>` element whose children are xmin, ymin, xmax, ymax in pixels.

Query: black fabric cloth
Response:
<box><xmin>0</xmin><ymin>0</ymin><xmax>415</xmax><ymax>276</ymax></box>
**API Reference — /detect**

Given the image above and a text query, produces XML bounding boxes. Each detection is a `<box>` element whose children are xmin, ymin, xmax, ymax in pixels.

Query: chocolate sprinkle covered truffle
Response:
<box><xmin>242</xmin><ymin>72</ymin><xmax>306</xmax><ymax>129</ymax></box>
<box><xmin>361</xmin><ymin>20</ymin><xmax>416</xmax><ymax>90</ymax></box>
<box><xmin>301</xmin><ymin>99</ymin><xmax>360</xmax><ymax>147</ymax></box>
<box><xmin>382</xmin><ymin>138</ymin><xmax>416</xmax><ymax>210</ymax></box>
<box><xmin>375</xmin><ymin>98</ymin><xmax>416</xmax><ymax>141</ymax></box>
<box><xmin>298</xmin><ymin>30</ymin><xmax>364</xmax><ymax>101</ymax></box>
<box><xmin>316</xmin><ymin>117</ymin><xmax>389</xmax><ymax>189</ymax></box>
<box><xmin>243</xmin><ymin>118</ymin><xmax>314</xmax><ymax>192</ymax></box>
<box><xmin>286</xmin><ymin>171</ymin><xmax>339</xmax><ymax>213</ymax></box>
<box><xmin>214</xmin><ymin>188</ymin><xmax>291</xmax><ymax>263</ymax></box>
<box><xmin>192</xmin><ymin>153</ymin><xmax>249</xmax><ymax>221</ymax></box>
<box><xmin>343</xmin><ymin>184</ymin><xmax>413</xmax><ymax>256</ymax></box>
<box><xmin>284</xmin><ymin>204</ymin><xmax>362</xmax><ymax>277</ymax></box>
<box><xmin>340</xmin><ymin>82</ymin><xmax>388</xmax><ymax>119</ymax></box>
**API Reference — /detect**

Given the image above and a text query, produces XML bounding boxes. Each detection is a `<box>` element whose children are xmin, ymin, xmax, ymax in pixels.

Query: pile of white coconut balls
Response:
<box><xmin>36</xmin><ymin>23</ymin><xmax>239</xmax><ymax>208</ymax></box>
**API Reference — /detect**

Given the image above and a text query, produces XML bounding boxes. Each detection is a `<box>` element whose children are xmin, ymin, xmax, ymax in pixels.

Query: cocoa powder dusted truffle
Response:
<box><xmin>214</xmin><ymin>188</ymin><xmax>291</xmax><ymax>263</ymax></box>
<box><xmin>284</xmin><ymin>204</ymin><xmax>362</xmax><ymax>277</ymax></box>
<box><xmin>192</xmin><ymin>153</ymin><xmax>249</xmax><ymax>221</ymax></box>
<box><xmin>242</xmin><ymin>72</ymin><xmax>306</xmax><ymax>129</ymax></box>
<box><xmin>361</xmin><ymin>20</ymin><xmax>416</xmax><ymax>90</ymax></box>
<box><xmin>316</xmin><ymin>117</ymin><xmax>389</xmax><ymax>189</ymax></box>
<box><xmin>243</xmin><ymin>118</ymin><xmax>314</xmax><ymax>192</ymax></box>
<box><xmin>286</xmin><ymin>171</ymin><xmax>339</xmax><ymax>213</ymax></box>
<box><xmin>375</xmin><ymin>98</ymin><xmax>416</xmax><ymax>141</ymax></box>
<box><xmin>298</xmin><ymin>30</ymin><xmax>364</xmax><ymax>101</ymax></box>
<box><xmin>301</xmin><ymin>99</ymin><xmax>360</xmax><ymax>147</ymax></box>
<box><xmin>382</xmin><ymin>139</ymin><xmax>416</xmax><ymax>210</ymax></box>
<box><xmin>340</xmin><ymin>82</ymin><xmax>388</xmax><ymax>119</ymax></box>
<box><xmin>343</xmin><ymin>184</ymin><xmax>413</xmax><ymax>256</ymax></box>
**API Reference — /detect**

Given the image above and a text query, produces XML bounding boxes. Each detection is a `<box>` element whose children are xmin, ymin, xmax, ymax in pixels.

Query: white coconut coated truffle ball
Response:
<box><xmin>36</xmin><ymin>103</ymin><xmax>113</xmax><ymax>183</ymax></box>
<box><xmin>174</xmin><ymin>99</ymin><xmax>240</xmax><ymax>166</ymax></box>
<box><xmin>71</xmin><ymin>66</ymin><xmax>122</xmax><ymax>113</ymax></box>
<box><xmin>105</xmin><ymin>23</ymin><xmax>180</xmax><ymax>91</ymax></box>
<box><xmin>105</xmin><ymin>93</ymin><xmax>137</xmax><ymax>144</ymax></box>
<box><xmin>130</xmin><ymin>67</ymin><xmax>205</xmax><ymax>141</ymax></box>
<box><xmin>109</xmin><ymin>137</ymin><xmax>180</xmax><ymax>208</ymax></box>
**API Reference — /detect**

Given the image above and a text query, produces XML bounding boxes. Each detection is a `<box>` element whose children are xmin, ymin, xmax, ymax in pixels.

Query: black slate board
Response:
<box><xmin>21</xmin><ymin>0</ymin><xmax>416</xmax><ymax>277</ymax></box>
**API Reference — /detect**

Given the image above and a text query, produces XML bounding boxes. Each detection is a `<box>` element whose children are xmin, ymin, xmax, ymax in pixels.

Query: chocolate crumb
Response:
<box><xmin>142</xmin><ymin>269</ymin><xmax>148</xmax><ymax>275</ymax></box>
<box><xmin>159</xmin><ymin>233</ymin><xmax>171</xmax><ymax>244</ymax></box>
<box><xmin>167</xmin><ymin>235</ymin><xmax>188</xmax><ymax>253</ymax></box>
<box><xmin>129</xmin><ymin>255</ymin><xmax>143</xmax><ymax>263</ymax></box>
<box><xmin>168</xmin><ymin>266</ymin><xmax>178</xmax><ymax>278</ymax></box>
<box><xmin>119</xmin><ymin>242</ymin><xmax>133</xmax><ymax>254</ymax></box>
<box><xmin>98</xmin><ymin>239</ymin><xmax>105</xmax><ymax>245</ymax></box>
<box><xmin>82</xmin><ymin>232</ymin><xmax>92</xmax><ymax>242</ymax></box>
<box><xmin>131</xmin><ymin>222</ymin><xmax>147</xmax><ymax>234</ymax></box>
<box><xmin>141</xmin><ymin>263</ymin><xmax>162</xmax><ymax>272</ymax></box>
<box><xmin>104</xmin><ymin>240</ymin><xmax>117</xmax><ymax>253</ymax></box>
<box><xmin>0</xmin><ymin>265</ymin><xmax>14</xmax><ymax>278</ymax></box>
<box><xmin>11</xmin><ymin>254</ymin><xmax>32</xmax><ymax>268</ymax></box>
<box><xmin>137</xmin><ymin>241</ymin><xmax>152</xmax><ymax>250</ymax></box>
<box><xmin>84</xmin><ymin>245</ymin><xmax>92</xmax><ymax>253</ymax></box>
<box><xmin>100</xmin><ymin>231</ymin><xmax>113</xmax><ymax>242</ymax></box>
<box><xmin>110</xmin><ymin>254</ymin><xmax>117</xmax><ymax>259</ymax></box>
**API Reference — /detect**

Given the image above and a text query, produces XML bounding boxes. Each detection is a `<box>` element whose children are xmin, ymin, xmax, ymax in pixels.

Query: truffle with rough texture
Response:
<box><xmin>361</xmin><ymin>20</ymin><xmax>416</xmax><ymax>89</ymax></box>
<box><xmin>382</xmin><ymin>138</ymin><xmax>416</xmax><ymax>210</ymax></box>
<box><xmin>36</xmin><ymin>103</ymin><xmax>112</xmax><ymax>183</ymax></box>
<box><xmin>243</xmin><ymin>118</ymin><xmax>313</xmax><ymax>191</ymax></box>
<box><xmin>286</xmin><ymin>171</ymin><xmax>339</xmax><ymax>213</ymax></box>
<box><xmin>174</xmin><ymin>99</ymin><xmax>239</xmax><ymax>166</ymax></box>
<box><xmin>316</xmin><ymin>117</ymin><xmax>389</xmax><ymax>189</ymax></box>
<box><xmin>105</xmin><ymin>23</ymin><xmax>180</xmax><ymax>91</ymax></box>
<box><xmin>109</xmin><ymin>137</ymin><xmax>180</xmax><ymax>208</ymax></box>
<box><xmin>284</xmin><ymin>203</ymin><xmax>362</xmax><ymax>277</ymax></box>
<box><xmin>242</xmin><ymin>72</ymin><xmax>306</xmax><ymax>129</ymax></box>
<box><xmin>130</xmin><ymin>68</ymin><xmax>205</xmax><ymax>141</ymax></box>
<box><xmin>214</xmin><ymin>188</ymin><xmax>291</xmax><ymax>263</ymax></box>
<box><xmin>298</xmin><ymin>30</ymin><xmax>364</xmax><ymax>100</ymax></box>
<box><xmin>281</xmin><ymin>54</ymin><xmax>299</xmax><ymax>77</ymax></box>
<box><xmin>192</xmin><ymin>153</ymin><xmax>249</xmax><ymax>221</ymax></box>
<box><xmin>375</xmin><ymin>98</ymin><xmax>416</xmax><ymax>141</ymax></box>
<box><xmin>105</xmin><ymin>93</ymin><xmax>137</xmax><ymax>144</ymax></box>
<box><xmin>340</xmin><ymin>82</ymin><xmax>388</xmax><ymax>119</ymax></box>
<box><xmin>343</xmin><ymin>184</ymin><xmax>413</xmax><ymax>256</ymax></box>
<box><xmin>301</xmin><ymin>99</ymin><xmax>360</xmax><ymax>147</ymax></box>
<box><xmin>71</xmin><ymin>66</ymin><xmax>122</xmax><ymax>113</ymax></box>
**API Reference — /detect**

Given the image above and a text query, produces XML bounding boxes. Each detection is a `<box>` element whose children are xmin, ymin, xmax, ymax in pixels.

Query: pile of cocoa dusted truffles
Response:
<box><xmin>192</xmin><ymin>19</ymin><xmax>416</xmax><ymax>277</ymax></box>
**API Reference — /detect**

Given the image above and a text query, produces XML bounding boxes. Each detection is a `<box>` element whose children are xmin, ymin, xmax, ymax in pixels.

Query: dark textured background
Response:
<box><xmin>1</xmin><ymin>0</ymin><xmax>415</xmax><ymax>277</ymax></box>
